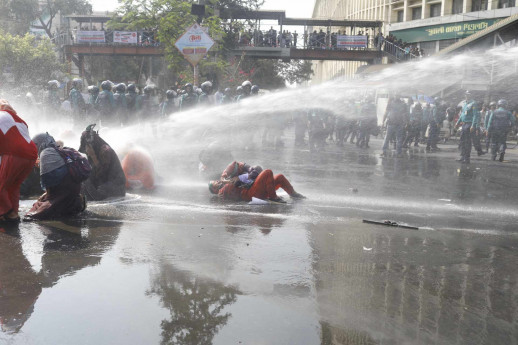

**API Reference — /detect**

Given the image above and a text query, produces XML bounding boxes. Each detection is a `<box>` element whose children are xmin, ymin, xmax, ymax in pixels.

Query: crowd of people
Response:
<box><xmin>375</xmin><ymin>33</ymin><xmax>425</xmax><ymax>59</ymax></box>
<box><xmin>295</xmin><ymin>91</ymin><xmax>516</xmax><ymax>164</ymax></box>
<box><xmin>2</xmin><ymin>77</ymin><xmax>516</xmax><ymax>225</ymax></box>
<box><xmin>235</xmin><ymin>27</ymin><xmax>373</xmax><ymax>50</ymax></box>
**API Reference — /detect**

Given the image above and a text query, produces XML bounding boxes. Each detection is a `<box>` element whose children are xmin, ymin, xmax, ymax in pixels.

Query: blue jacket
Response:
<box><xmin>487</xmin><ymin>107</ymin><xmax>515</xmax><ymax>132</ymax></box>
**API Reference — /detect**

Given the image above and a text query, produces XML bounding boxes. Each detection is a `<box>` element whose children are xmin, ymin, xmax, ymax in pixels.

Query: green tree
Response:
<box><xmin>110</xmin><ymin>0</ymin><xmax>264</xmax><ymax>87</ymax></box>
<box><xmin>0</xmin><ymin>0</ymin><xmax>92</xmax><ymax>37</ymax></box>
<box><xmin>0</xmin><ymin>31</ymin><xmax>63</xmax><ymax>86</ymax></box>
<box><xmin>276</xmin><ymin>60</ymin><xmax>314</xmax><ymax>85</ymax></box>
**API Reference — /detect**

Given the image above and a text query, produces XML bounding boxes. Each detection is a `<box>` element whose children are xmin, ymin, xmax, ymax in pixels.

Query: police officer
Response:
<box><xmin>113</xmin><ymin>83</ymin><xmax>127</xmax><ymax>126</ymax></box>
<box><xmin>198</xmin><ymin>81</ymin><xmax>213</xmax><ymax>105</ymax></box>
<box><xmin>426</xmin><ymin>102</ymin><xmax>441</xmax><ymax>152</ymax></box>
<box><xmin>381</xmin><ymin>96</ymin><xmax>408</xmax><ymax>157</ymax></box>
<box><xmin>220</xmin><ymin>88</ymin><xmax>233</xmax><ymax>104</ymax></box>
<box><xmin>251</xmin><ymin>85</ymin><xmax>260</xmax><ymax>96</ymax></box>
<box><xmin>69</xmin><ymin>78</ymin><xmax>86</xmax><ymax>124</ymax></box>
<box><xmin>46</xmin><ymin>80</ymin><xmax>61</xmax><ymax>111</ymax></box>
<box><xmin>357</xmin><ymin>97</ymin><xmax>377</xmax><ymax>148</ymax></box>
<box><xmin>125</xmin><ymin>83</ymin><xmax>140</xmax><ymax>124</ymax></box>
<box><xmin>455</xmin><ymin>91</ymin><xmax>480</xmax><ymax>164</ymax></box>
<box><xmin>95</xmin><ymin>80</ymin><xmax>115</xmax><ymax>124</ymax></box>
<box><xmin>161</xmin><ymin>89</ymin><xmax>176</xmax><ymax>117</ymax></box>
<box><xmin>404</xmin><ymin>102</ymin><xmax>422</xmax><ymax>148</ymax></box>
<box><xmin>236</xmin><ymin>81</ymin><xmax>252</xmax><ymax>101</ymax></box>
<box><xmin>487</xmin><ymin>99</ymin><xmax>515</xmax><ymax>162</ymax></box>
<box><xmin>179</xmin><ymin>83</ymin><xmax>198</xmax><ymax>111</ymax></box>
<box><xmin>87</xmin><ymin>85</ymin><xmax>99</xmax><ymax>106</ymax></box>
<box><xmin>484</xmin><ymin>101</ymin><xmax>497</xmax><ymax>152</ymax></box>
<box><xmin>234</xmin><ymin>86</ymin><xmax>243</xmax><ymax>102</ymax></box>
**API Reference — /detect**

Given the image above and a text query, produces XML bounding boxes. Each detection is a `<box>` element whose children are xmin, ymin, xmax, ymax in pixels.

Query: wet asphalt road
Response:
<box><xmin>2</xmin><ymin>136</ymin><xmax>518</xmax><ymax>345</ymax></box>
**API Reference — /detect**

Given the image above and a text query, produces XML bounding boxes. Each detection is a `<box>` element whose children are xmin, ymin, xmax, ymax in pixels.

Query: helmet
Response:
<box><xmin>465</xmin><ymin>90</ymin><xmax>471</xmax><ymax>97</ymax></box>
<box><xmin>72</xmin><ymin>78</ymin><xmax>82</xmax><ymax>89</ymax></box>
<box><xmin>236</xmin><ymin>86</ymin><xmax>243</xmax><ymax>94</ymax></box>
<box><xmin>116</xmin><ymin>83</ymin><xmax>126</xmax><ymax>93</ymax></box>
<box><xmin>489</xmin><ymin>101</ymin><xmax>497</xmax><ymax>107</ymax></box>
<box><xmin>414</xmin><ymin>102</ymin><xmax>422</xmax><ymax>109</ymax></box>
<box><xmin>143</xmin><ymin>85</ymin><xmax>153</xmax><ymax>94</ymax></box>
<box><xmin>497</xmin><ymin>99</ymin><xmax>508</xmax><ymax>108</ymax></box>
<box><xmin>101</xmin><ymin>80</ymin><xmax>112</xmax><ymax>91</ymax></box>
<box><xmin>184</xmin><ymin>83</ymin><xmax>193</xmax><ymax>92</ymax></box>
<box><xmin>201</xmin><ymin>81</ymin><xmax>213</xmax><ymax>94</ymax></box>
<box><xmin>87</xmin><ymin>85</ymin><xmax>99</xmax><ymax>94</ymax></box>
<box><xmin>47</xmin><ymin>80</ymin><xmax>59</xmax><ymax>89</ymax></box>
<box><xmin>224</xmin><ymin>87</ymin><xmax>231</xmax><ymax>95</ymax></box>
<box><xmin>166</xmin><ymin>90</ymin><xmax>176</xmax><ymax>99</ymax></box>
<box><xmin>127</xmin><ymin>83</ymin><xmax>136</xmax><ymax>93</ymax></box>
<box><xmin>242</xmin><ymin>80</ymin><xmax>252</xmax><ymax>88</ymax></box>
<box><xmin>251</xmin><ymin>85</ymin><xmax>259</xmax><ymax>94</ymax></box>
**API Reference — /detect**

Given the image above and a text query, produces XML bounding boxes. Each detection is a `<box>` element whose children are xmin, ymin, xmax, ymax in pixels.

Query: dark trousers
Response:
<box><xmin>472</xmin><ymin>128</ymin><xmax>483</xmax><ymax>153</ymax></box>
<box><xmin>459</xmin><ymin>123</ymin><xmax>472</xmax><ymax>160</ymax></box>
<box><xmin>427</xmin><ymin>121</ymin><xmax>439</xmax><ymax>148</ymax></box>
<box><xmin>491</xmin><ymin>129</ymin><xmax>508</xmax><ymax>158</ymax></box>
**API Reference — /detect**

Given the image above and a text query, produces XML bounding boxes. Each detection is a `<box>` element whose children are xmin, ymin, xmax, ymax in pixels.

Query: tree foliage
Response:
<box><xmin>0</xmin><ymin>31</ymin><xmax>63</xmax><ymax>86</ymax></box>
<box><xmin>0</xmin><ymin>0</ymin><xmax>92</xmax><ymax>37</ymax></box>
<box><xmin>110</xmin><ymin>0</ymin><xmax>267</xmax><ymax>88</ymax></box>
<box><xmin>276</xmin><ymin>60</ymin><xmax>314</xmax><ymax>85</ymax></box>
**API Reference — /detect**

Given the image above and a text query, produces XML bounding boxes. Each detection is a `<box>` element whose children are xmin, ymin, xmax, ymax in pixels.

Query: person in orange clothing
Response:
<box><xmin>0</xmin><ymin>100</ymin><xmax>38</xmax><ymax>222</ymax></box>
<box><xmin>209</xmin><ymin>169</ymin><xmax>305</xmax><ymax>203</ymax></box>
<box><xmin>121</xmin><ymin>148</ymin><xmax>155</xmax><ymax>190</ymax></box>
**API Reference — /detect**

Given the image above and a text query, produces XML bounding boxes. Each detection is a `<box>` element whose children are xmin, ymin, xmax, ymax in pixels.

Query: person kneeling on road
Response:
<box><xmin>79</xmin><ymin>124</ymin><xmax>126</xmax><ymax>201</ymax></box>
<box><xmin>209</xmin><ymin>169</ymin><xmax>305</xmax><ymax>203</ymax></box>
<box><xmin>25</xmin><ymin>133</ymin><xmax>86</xmax><ymax>220</ymax></box>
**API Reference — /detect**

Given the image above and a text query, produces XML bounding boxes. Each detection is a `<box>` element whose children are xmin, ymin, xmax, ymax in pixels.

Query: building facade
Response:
<box><xmin>311</xmin><ymin>0</ymin><xmax>518</xmax><ymax>83</ymax></box>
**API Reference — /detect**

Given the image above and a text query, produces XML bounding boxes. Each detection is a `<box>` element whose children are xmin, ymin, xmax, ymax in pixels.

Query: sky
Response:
<box><xmin>89</xmin><ymin>0</ymin><xmax>314</xmax><ymax>18</ymax></box>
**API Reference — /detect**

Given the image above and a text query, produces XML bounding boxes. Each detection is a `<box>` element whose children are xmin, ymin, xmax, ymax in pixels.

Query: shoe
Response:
<box><xmin>269</xmin><ymin>197</ymin><xmax>287</xmax><ymax>204</ymax></box>
<box><xmin>290</xmin><ymin>192</ymin><xmax>306</xmax><ymax>199</ymax></box>
<box><xmin>499</xmin><ymin>153</ymin><xmax>505</xmax><ymax>162</ymax></box>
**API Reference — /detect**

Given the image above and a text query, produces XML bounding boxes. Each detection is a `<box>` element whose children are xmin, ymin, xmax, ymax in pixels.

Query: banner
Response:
<box><xmin>76</xmin><ymin>31</ymin><xmax>106</xmax><ymax>43</ymax></box>
<box><xmin>113</xmin><ymin>31</ymin><xmax>138</xmax><ymax>44</ymax></box>
<box><xmin>389</xmin><ymin>18</ymin><xmax>502</xmax><ymax>43</ymax></box>
<box><xmin>337</xmin><ymin>35</ymin><xmax>367</xmax><ymax>48</ymax></box>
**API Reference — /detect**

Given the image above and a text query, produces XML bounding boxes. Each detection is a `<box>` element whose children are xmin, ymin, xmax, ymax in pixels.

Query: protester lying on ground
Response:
<box><xmin>25</xmin><ymin>133</ymin><xmax>86</xmax><ymax>220</ymax></box>
<box><xmin>121</xmin><ymin>146</ymin><xmax>156</xmax><ymax>190</ymax></box>
<box><xmin>209</xmin><ymin>169</ymin><xmax>305</xmax><ymax>203</ymax></box>
<box><xmin>220</xmin><ymin>161</ymin><xmax>259</xmax><ymax>180</ymax></box>
<box><xmin>0</xmin><ymin>99</ymin><xmax>38</xmax><ymax>223</ymax></box>
<box><xmin>79</xmin><ymin>124</ymin><xmax>126</xmax><ymax>201</ymax></box>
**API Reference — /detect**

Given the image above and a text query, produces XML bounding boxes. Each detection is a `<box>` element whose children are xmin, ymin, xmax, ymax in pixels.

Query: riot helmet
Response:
<box><xmin>201</xmin><ymin>81</ymin><xmax>213</xmax><ymax>95</ymax></box>
<box><xmin>166</xmin><ymin>90</ymin><xmax>177</xmax><ymax>99</ymax></box>
<box><xmin>127</xmin><ymin>83</ymin><xmax>137</xmax><ymax>93</ymax></box>
<box><xmin>497</xmin><ymin>99</ymin><xmax>508</xmax><ymax>108</ymax></box>
<box><xmin>116</xmin><ymin>83</ymin><xmax>127</xmax><ymax>93</ymax></box>
<box><xmin>72</xmin><ymin>78</ymin><xmax>83</xmax><ymax>90</ymax></box>
<box><xmin>251</xmin><ymin>85</ymin><xmax>260</xmax><ymax>95</ymax></box>
<box><xmin>101</xmin><ymin>80</ymin><xmax>112</xmax><ymax>91</ymax></box>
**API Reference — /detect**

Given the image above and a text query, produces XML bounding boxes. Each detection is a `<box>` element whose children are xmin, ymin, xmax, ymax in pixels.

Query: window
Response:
<box><xmin>397</xmin><ymin>10</ymin><xmax>404</xmax><ymax>22</ymax></box>
<box><xmin>430</xmin><ymin>4</ymin><xmax>442</xmax><ymax>17</ymax></box>
<box><xmin>452</xmin><ymin>0</ymin><xmax>463</xmax><ymax>14</ymax></box>
<box><xmin>472</xmin><ymin>0</ymin><xmax>488</xmax><ymax>11</ymax></box>
<box><xmin>412</xmin><ymin>7</ymin><xmax>422</xmax><ymax>20</ymax></box>
<box><xmin>498</xmin><ymin>0</ymin><xmax>515</xmax><ymax>8</ymax></box>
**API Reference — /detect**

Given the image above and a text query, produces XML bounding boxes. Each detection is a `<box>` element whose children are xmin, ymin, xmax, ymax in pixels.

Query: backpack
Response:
<box><xmin>54</xmin><ymin>146</ymin><xmax>92</xmax><ymax>183</ymax></box>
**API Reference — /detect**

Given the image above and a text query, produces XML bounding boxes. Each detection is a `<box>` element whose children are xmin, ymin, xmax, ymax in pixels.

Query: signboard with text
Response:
<box><xmin>337</xmin><ymin>35</ymin><xmax>368</xmax><ymax>49</ymax></box>
<box><xmin>174</xmin><ymin>23</ymin><xmax>215</xmax><ymax>66</ymax></box>
<box><xmin>390</xmin><ymin>18</ymin><xmax>502</xmax><ymax>43</ymax></box>
<box><xmin>76</xmin><ymin>31</ymin><xmax>106</xmax><ymax>43</ymax></box>
<box><xmin>113</xmin><ymin>31</ymin><xmax>138</xmax><ymax>44</ymax></box>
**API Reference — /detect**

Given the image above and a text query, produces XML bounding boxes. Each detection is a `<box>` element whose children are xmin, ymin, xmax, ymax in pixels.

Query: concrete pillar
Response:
<box><xmin>404</xmin><ymin>0</ymin><xmax>410</xmax><ymax>21</ymax></box>
<box><xmin>463</xmin><ymin>0</ymin><xmax>469</xmax><ymax>12</ymax></box>
<box><xmin>443</xmin><ymin>0</ymin><xmax>453</xmax><ymax>15</ymax></box>
<box><xmin>423</xmin><ymin>0</ymin><xmax>429</xmax><ymax>18</ymax></box>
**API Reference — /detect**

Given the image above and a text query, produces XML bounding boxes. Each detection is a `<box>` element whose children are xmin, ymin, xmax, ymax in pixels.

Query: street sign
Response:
<box><xmin>174</xmin><ymin>23</ymin><xmax>215</xmax><ymax>66</ymax></box>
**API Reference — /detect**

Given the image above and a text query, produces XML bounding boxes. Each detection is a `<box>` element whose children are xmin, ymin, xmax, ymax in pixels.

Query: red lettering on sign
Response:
<box><xmin>189</xmin><ymin>35</ymin><xmax>202</xmax><ymax>42</ymax></box>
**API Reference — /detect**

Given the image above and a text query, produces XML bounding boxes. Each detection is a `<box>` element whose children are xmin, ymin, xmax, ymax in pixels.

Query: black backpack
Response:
<box><xmin>54</xmin><ymin>146</ymin><xmax>92</xmax><ymax>183</ymax></box>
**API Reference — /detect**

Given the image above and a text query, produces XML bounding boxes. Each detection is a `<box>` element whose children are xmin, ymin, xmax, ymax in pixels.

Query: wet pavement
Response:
<box><xmin>2</xmin><ymin>137</ymin><xmax>518</xmax><ymax>345</ymax></box>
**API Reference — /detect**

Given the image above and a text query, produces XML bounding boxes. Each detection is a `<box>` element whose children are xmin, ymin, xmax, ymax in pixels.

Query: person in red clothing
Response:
<box><xmin>0</xmin><ymin>100</ymin><xmax>38</xmax><ymax>222</ymax></box>
<box><xmin>121</xmin><ymin>147</ymin><xmax>155</xmax><ymax>190</ymax></box>
<box><xmin>209</xmin><ymin>169</ymin><xmax>305</xmax><ymax>203</ymax></box>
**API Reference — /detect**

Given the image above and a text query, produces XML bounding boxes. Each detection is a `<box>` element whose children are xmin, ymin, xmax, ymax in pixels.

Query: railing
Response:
<box><xmin>53</xmin><ymin>30</ymin><xmax>161</xmax><ymax>47</ymax></box>
<box><xmin>235</xmin><ymin>29</ymin><xmax>374</xmax><ymax>50</ymax></box>
<box><xmin>382</xmin><ymin>39</ymin><xmax>420</xmax><ymax>61</ymax></box>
